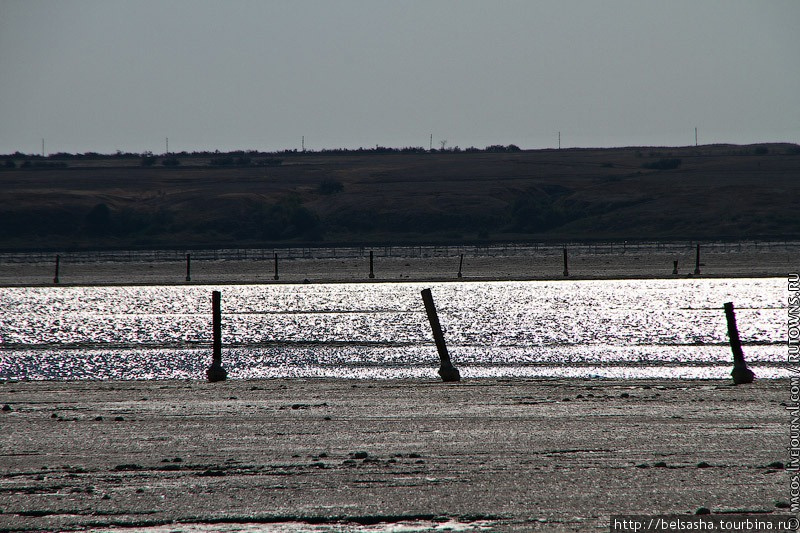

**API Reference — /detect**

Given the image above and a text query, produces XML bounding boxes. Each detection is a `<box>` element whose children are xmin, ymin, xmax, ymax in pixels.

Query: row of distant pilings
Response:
<box><xmin>204</xmin><ymin>288</ymin><xmax>753</xmax><ymax>386</ymax></box>
<box><xmin>49</xmin><ymin>245</ymin><xmax>707</xmax><ymax>284</ymax></box>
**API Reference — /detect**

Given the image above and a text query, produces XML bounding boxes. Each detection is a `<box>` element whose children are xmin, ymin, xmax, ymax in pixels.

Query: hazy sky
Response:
<box><xmin>1</xmin><ymin>0</ymin><xmax>798</xmax><ymax>155</ymax></box>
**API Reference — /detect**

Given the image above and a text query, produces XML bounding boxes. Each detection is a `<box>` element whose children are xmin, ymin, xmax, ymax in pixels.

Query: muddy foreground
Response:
<box><xmin>0</xmin><ymin>378</ymin><xmax>790</xmax><ymax>532</ymax></box>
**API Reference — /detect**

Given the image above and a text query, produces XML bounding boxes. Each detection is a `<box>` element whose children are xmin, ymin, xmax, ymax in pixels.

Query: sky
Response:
<box><xmin>1</xmin><ymin>0</ymin><xmax>798</xmax><ymax>155</ymax></box>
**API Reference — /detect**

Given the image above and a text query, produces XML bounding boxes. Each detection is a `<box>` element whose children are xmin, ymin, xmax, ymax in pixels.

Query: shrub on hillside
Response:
<box><xmin>257</xmin><ymin>199</ymin><xmax>321</xmax><ymax>241</ymax></box>
<box><xmin>642</xmin><ymin>158</ymin><xmax>681</xmax><ymax>170</ymax></box>
<box><xmin>485</xmin><ymin>144</ymin><xmax>522</xmax><ymax>153</ymax></box>
<box><xmin>210</xmin><ymin>156</ymin><xmax>235</xmax><ymax>166</ymax></box>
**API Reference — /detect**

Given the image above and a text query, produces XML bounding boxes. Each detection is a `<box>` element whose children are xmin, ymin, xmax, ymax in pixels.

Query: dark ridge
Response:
<box><xmin>2</xmin><ymin>143</ymin><xmax>799</xmax><ymax>250</ymax></box>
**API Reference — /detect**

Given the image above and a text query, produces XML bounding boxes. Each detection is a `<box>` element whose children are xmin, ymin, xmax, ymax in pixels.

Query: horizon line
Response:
<box><xmin>3</xmin><ymin>140</ymin><xmax>798</xmax><ymax>158</ymax></box>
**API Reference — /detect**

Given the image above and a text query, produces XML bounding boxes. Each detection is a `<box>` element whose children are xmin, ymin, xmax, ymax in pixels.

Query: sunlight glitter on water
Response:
<box><xmin>92</xmin><ymin>518</ymin><xmax>497</xmax><ymax>532</ymax></box>
<box><xmin>0</xmin><ymin>278</ymin><xmax>788</xmax><ymax>380</ymax></box>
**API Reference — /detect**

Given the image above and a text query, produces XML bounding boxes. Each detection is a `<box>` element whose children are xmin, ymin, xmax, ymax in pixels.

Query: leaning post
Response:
<box><xmin>457</xmin><ymin>254</ymin><xmax>464</xmax><ymax>279</ymax></box>
<box><xmin>421</xmin><ymin>288</ymin><xmax>460</xmax><ymax>382</ymax></box>
<box><xmin>562</xmin><ymin>247</ymin><xmax>569</xmax><ymax>277</ymax></box>
<box><xmin>724</xmin><ymin>302</ymin><xmax>754</xmax><ymax>384</ymax></box>
<box><xmin>53</xmin><ymin>255</ymin><xmax>60</xmax><ymax>284</ymax></box>
<box><xmin>206</xmin><ymin>290</ymin><xmax>228</xmax><ymax>382</ymax></box>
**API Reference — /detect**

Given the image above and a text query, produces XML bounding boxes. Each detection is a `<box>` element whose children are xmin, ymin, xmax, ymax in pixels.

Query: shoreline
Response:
<box><xmin>0</xmin><ymin>378</ymin><xmax>790</xmax><ymax>532</ymax></box>
<box><xmin>0</xmin><ymin>246</ymin><xmax>796</xmax><ymax>287</ymax></box>
<box><xmin>0</xmin><ymin>272</ymin><xmax>787</xmax><ymax>289</ymax></box>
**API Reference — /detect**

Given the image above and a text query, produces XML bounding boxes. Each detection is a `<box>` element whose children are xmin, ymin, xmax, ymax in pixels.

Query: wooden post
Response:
<box><xmin>273</xmin><ymin>253</ymin><xmax>279</xmax><ymax>281</ymax></box>
<box><xmin>724</xmin><ymin>302</ymin><xmax>754</xmax><ymax>384</ymax></box>
<box><xmin>53</xmin><ymin>255</ymin><xmax>60</xmax><ymax>284</ymax></box>
<box><xmin>457</xmin><ymin>254</ymin><xmax>464</xmax><ymax>278</ymax></box>
<box><xmin>672</xmin><ymin>260</ymin><xmax>678</xmax><ymax>275</ymax></box>
<box><xmin>563</xmin><ymin>247</ymin><xmax>569</xmax><ymax>277</ymax></box>
<box><xmin>185</xmin><ymin>254</ymin><xmax>191</xmax><ymax>282</ymax></box>
<box><xmin>206</xmin><ymin>290</ymin><xmax>228</xmax><ymax>382</ymax></box>
<box><xmin>212</xmin><ymin>291</ymin><xmax>222</xmax><ymax>359</ymax></box>
<box><xmin>694</xmin><ymin>244</ymin><xmax>701</xmax><ymax>275</ymax></box>
<box><xmin>421</xmin><ymin>288</ymin><xmax>460</xmax><ymax>382</ymax></box>
<box><xmin>368</xmin><ymin>251</ymin><xmax>375</xmax><ymax>279</ymax></box>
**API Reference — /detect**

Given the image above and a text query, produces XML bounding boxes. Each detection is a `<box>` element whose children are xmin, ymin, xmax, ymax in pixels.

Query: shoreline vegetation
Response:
<box><xmin>2</xmin><ymin>143</ymin><xmax>799</xmax><ymax>251</ymax></box>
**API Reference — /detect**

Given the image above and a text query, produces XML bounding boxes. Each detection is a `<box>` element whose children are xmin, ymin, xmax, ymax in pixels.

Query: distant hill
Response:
<box><xmin>1</xmin><ymin>143</ymin><xmax>799</xmax><ymax>250</ymax></box>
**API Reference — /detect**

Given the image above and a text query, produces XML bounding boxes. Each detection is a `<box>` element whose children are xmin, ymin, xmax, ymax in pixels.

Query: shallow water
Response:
<box><xmin>0</xmin><ymin>278</ymin><xmax>788</xmax><ymax>380</ymax></box>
